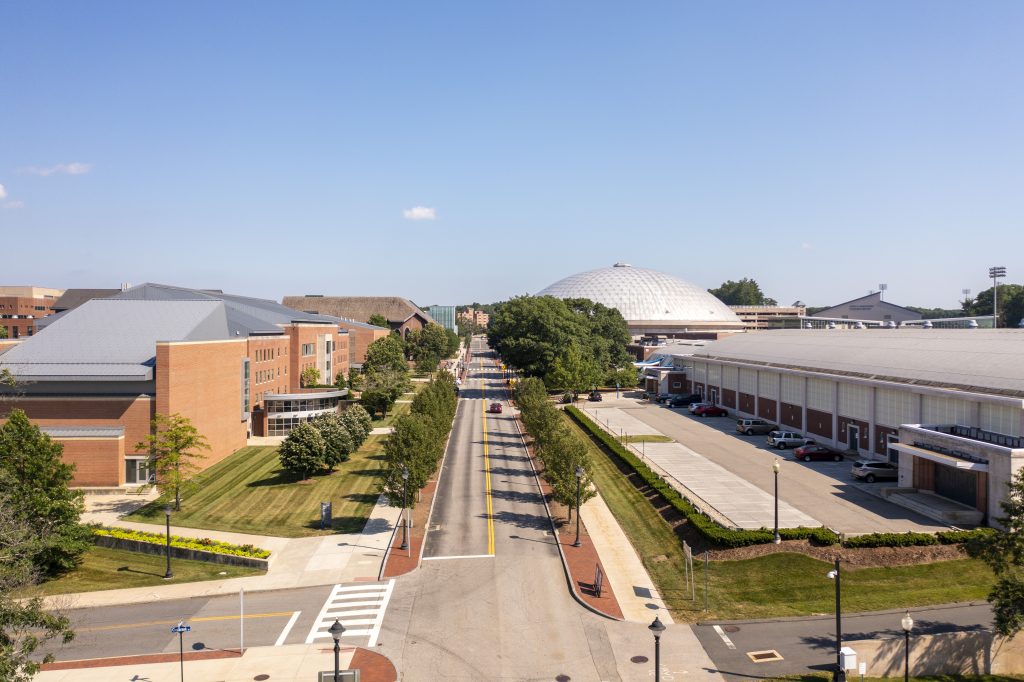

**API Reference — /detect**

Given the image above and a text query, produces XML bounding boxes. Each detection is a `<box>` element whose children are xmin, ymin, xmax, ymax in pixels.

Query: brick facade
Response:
<box><xmin>57</xmin><ymin>436</ymin><xmax>125</xmax><ymax>487</ymax></box>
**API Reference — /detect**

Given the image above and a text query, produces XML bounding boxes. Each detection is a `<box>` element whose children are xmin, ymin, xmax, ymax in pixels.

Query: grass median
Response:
<box><xmin>563</xmin><ymin>413</ymin><xmax>994</xmax><ymax>622</ymax></box>
<box><xmin>16</xmin><ymin>546</ymin><xmax>262</xmax><ymax>597</ymax></box>
<box><xmin>127</xmin><ymin>436</ymin><xmax>389</xmax><ymax>538</ymax></box>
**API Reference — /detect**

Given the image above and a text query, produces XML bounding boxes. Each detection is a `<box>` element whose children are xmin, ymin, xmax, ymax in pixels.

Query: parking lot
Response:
<box><xmin>580</xmin><ymin>395</ymin><xmax>947</xmax><ymax>535</ymax></box>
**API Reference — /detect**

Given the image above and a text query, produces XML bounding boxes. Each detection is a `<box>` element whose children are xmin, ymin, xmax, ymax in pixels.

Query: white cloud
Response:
<box><xmin>3</xmin><ymin>200</ymin><xmax>24</xmax><ymax>209</ymax></box>
<box><xmin>19</xmin><ymin>162</ymin><xmax>93</xmax><ymax>176</ymax></box>
<box><xmin>0</xmin><ymin>183</ymin><xmax>6</xmax><ymax>199</ymax></box>
<box><xmin>801</xmin><ymin>242</ymin><xmax>813</xmax><ymax>251</ymax></box>
<box><xmin>402</xmin><ymin>206</ymin><xmax>437</xmax><ymax>220</ymax></box>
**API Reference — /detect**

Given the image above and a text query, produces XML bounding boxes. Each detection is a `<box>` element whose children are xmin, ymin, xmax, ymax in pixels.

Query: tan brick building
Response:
<box><xmin>0</xmin><ymin>283</ymin><xmax>350</xmax><ymax>488</ymax></box>
<box><xmin>0</xmin><ymin>285</ymin><xmax>64</xmax><ymax>338</ymax></box>
<box><xmin>282</xmin><ymin>296</ymin><xmax>433</xmax><ymax>341</ymax></box>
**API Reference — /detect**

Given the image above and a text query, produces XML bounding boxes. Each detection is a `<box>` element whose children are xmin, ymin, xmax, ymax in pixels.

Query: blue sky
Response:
<box><xmin>2</xmin><ymin>2</ymin><xmax>1022</xmax><ymax>308</ymax></box>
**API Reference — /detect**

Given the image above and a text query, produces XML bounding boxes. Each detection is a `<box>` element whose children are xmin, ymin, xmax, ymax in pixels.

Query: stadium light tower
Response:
<box><xmin>989</xmin><ymin>267</ymin><xmax>1007</xmax><ymax>328</ymax></box>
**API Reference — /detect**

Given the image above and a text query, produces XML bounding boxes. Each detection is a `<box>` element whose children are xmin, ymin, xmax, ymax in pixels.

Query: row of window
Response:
<box><xmin>256</xmin><ymin>367</ymin><xmax>286</xmax><ymax>384</ymax></box>
<box><xmin>254</xmin><ymin>347</ymin><xmax>286</xmax><ymax>362</ymax></box>
<box><xmin>265</xmin><ymin>396</ymin><xmax>340</xmax><ymax>413</ymax></box>
<box><xmin>268</xmin><ymin>414</ymin><xmax>326</xmax><ymax>436</ymax></box>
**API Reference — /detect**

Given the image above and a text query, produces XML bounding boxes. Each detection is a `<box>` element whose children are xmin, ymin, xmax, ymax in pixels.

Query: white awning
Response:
<box><xmin>892</xmin><ymin>443</ymin><xmax>988</xmax><ymax>472</ymax></box>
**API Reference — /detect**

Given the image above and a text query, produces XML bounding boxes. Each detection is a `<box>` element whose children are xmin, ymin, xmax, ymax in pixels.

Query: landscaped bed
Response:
<box><xmin>94</xmin><ymin>527</ymin><xmax>270</xmax><ymax>558</ymax></box>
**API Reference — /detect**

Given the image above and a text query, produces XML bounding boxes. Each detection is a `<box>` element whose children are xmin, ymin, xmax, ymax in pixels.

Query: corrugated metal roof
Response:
<box><xmin>40</xmin><ymin>426</ymin><xmax>125</xmax><ymax>438</ymax></box>
<box><xmin>691</xmin><ymin>329</ymin><xmax>1024</xmax><ymax>396</ymax></box>
<box><xmin>281</xmin><ymin>296</ymin><xmax>434</xmax><ymax>326</ymax></box>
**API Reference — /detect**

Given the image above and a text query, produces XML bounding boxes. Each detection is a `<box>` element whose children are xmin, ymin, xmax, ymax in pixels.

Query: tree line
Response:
<box><xmin>278</xmin><ymin>406</ymin><xmax>373</xmax><ymax>480</ymax></box>
<box><xmin>380</xmin><ymin>373</ymin><xmax>459</xmax><ymax>509</ymax></box>
<box><xmin>514</xmin><ymin>377</ymin><xmax>595</xmax><ymax>518</ymax></box>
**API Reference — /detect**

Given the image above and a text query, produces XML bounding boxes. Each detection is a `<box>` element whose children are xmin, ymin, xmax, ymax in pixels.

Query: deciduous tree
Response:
<box><xmin>312</xmin><ymin>413</ymin><xmax>353</xmax><ymax>468</ymax></box>
<box><xmin>367</xmin><ymin>313</ymin><xmax>389</xmax><ymax>328</ymax></box>
<box><xmin>135</xmin><ymin>413</ymin><xmax>210</xmax><ymax>511</ymax></box>
<box><xmin>278</xmin><ymin>422</ymin><xmax>326</xmax><ymax>480</ymax></box>
<box><xmin>301</xmin><ymin>366</ymin><xmax>321</xmax><ymax>387</ymax></box>
<box><xmin>708</xmin><ymin>278</ymin><xmax>777</xmax><ymax>306</ymax></box>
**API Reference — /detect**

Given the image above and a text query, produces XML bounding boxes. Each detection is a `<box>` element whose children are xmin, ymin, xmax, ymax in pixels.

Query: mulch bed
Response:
<box><xmin>381</xmin><ymin>478</ymin><xmax>437</xmax><ymax>578</ymax></box>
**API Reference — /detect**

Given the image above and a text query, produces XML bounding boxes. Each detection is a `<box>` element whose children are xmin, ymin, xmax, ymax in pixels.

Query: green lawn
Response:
<box><xmin>621</xmin><ymin>434</ymin><xmax>673</xmax><ymax>443</ymax></box>
<box><xmin>564</xmin><ymin>414</ymin><xmax>994</xmax><ymax>622</ymax></box>
<box><xmin>127</xmin><ymin>436</ymin><xmax>389</xmax><ymax>537</ymax></box>
<box><xmin>16</xmin><ymin>546</ymin><xmax>262</xmax><ymax>597</ymax></box>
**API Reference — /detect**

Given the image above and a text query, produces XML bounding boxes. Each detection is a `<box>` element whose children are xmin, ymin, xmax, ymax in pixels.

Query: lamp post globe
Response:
<box><xmin>901</xmin><ymin>610</ymin><xmax>914</xmax><ymax>682</ymax></box>
<box><xmin>328</xmin><ymin>619</ymin><xmax>346</xmax><ymax>682</ymax></box>
<box><xmin>649</xmin><ymin>616</ymin><xmax>666</xmax><ymax>682</ymax></box>
<box><xmin>772</xmin><ymin>459</ymin><xmax>781</xmax><ymax>544</ymax></box>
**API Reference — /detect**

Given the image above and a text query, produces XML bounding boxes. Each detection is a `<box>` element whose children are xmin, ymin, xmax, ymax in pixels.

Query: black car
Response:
<box><xmin>588</xmin><ymin>390</ymin><xmax>603</xmax><ymax>402</ymax></box>
<box><xmin>668</xmin><ymin>393</ymin><xmax>703</xmax><ymax>407</ymax></box>
<box><xmin>654</xmin><ymin>393</ymin><xmax>672</xmax><ymax>403</ymax></box>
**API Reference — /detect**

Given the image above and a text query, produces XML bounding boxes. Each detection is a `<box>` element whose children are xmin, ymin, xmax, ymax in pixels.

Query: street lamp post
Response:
<box><xmin>827</xmin><ymin>558</ymin><xmax>845</xmax><ymax>682</ymax></box>
<box><xmin>901</xmin><ymin>610</ymin><xmax>914</xmax><ymax>682</ymax></box>
<box><xmin>990</xmin><ymin>266</ymin><xmax>1007</xmax><ymax>328</ymax></box>
<box><xmin>573</xmin><ymin>466</ymin><xmax>584</xmax><ymax>548</ymax></box>
<box><xmin>163</xmin><ymin>504</ymin><xmax>173</xmax><ymax>579</ymax></box>
<box><xmin>328</xmin><ymin>619</ymin><xmax>346</xmax><ymax>682</ymax></box>
<box><xmin>772</xmin><ymin>459</ymin><xmax>781</xmax><ymax>544</ymax></box>
<box><xmin>649</xmin><ymin>616</ymin><xmax>666</xmax><ymax>682</ymax></box>
<box><xmin>399</xmin><ymin>466</ymin><xmax>409</xmax><ymax>551</ymax></box>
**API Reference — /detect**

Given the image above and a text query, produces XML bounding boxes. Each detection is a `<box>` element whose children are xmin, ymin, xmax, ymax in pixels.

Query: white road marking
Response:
<box><xmin>274</xmin><ymin>611</ymin><xmax>301</xmax><ymax>646</ymax></box>
<box><xmin>422</xmin><ymin>553</ymin><xmax>495</xmax><ymax>561</ymax></box>
<box><xmin>713</xmin><ymin>625</ymin><xmax>737</xmax><ymax>649</ymax></box>
<box><xmin>304</xmin><ymin>580</ymin><xmax>395</xmax><ymax>646</ymax></box>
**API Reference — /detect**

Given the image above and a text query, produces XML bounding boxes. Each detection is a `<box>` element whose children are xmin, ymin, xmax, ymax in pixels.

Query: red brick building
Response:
<box><xmin>0</xmin><ymin>283</ymin><xmax>350</xmax><ymax>488</ymax></box>
<box><xmin>0</xmin><ymin>286</ymin><xmax>64</xmax><ymax>339</ymax></box>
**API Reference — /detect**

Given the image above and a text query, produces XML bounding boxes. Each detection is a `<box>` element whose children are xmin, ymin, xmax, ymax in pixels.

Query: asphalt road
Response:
<box><xmin>41</xmin><ymin>584</ymin><xmax>336</xmax><ymax>661</ymax></box>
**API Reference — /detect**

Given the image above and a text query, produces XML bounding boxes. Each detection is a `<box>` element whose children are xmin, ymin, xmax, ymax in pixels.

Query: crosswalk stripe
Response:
<box><xmin>304</xmin><ymin>579</ymin><xmax>395</xmax><ymax>646</ymax></box>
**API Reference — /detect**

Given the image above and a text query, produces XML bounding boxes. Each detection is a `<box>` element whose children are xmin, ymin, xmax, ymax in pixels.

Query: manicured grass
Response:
<box><xmin>621</xmin><ymin>434</ymin><xmax>673</xmax><ymax>443</ymax></box>
<box><xmin>15</xmin><ymin>546</ymin><xmax>261</xmax><ymax>597</ymax></box>
<box><xmin>564</xmin><ymin>414</ymin><xmax>994</xmax><ymax>622</ymax></box>
<box><xmin>127</xmin><ymin>437</ymin><xmax>389</xmax><ymax>537</ymax></box>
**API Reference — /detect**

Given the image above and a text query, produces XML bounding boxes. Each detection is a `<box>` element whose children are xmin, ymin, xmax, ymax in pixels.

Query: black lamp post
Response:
<box><xmin>573</xmin><ymin>466</ymin><xmax>584</xmax><ymax>547</ymax></box>
<box><xmin>649</xmin><ymin>616</ymin><xmax>666</xmax><ymax>682</ymax></box>
<box><xmin>329</xmin><ymin>619</ymin><xmax>345</xmax><ymax>682</ymax></box>
<box><xmin>901</xmin><ymin>610</ymin><xmax>914</xmax><ymax>682</ymax></box>
<box><xmin>399</xmin><ymin>466</ymin><xmax>409</xmax><ymax>551</ymax></box>
<box><xmin>163</xmin><ymin>504</ymin><xmax>173</xmax><ymax>579</ymax></box>
<box><xmin>772</xmin><ymin>459</ymin><xmax>781</xmax><ymax>544</ymax></box>
<box><xmin>827</xmin><ymin>558</ymin><xmax>845</xmax><ymax>682</ymax></box>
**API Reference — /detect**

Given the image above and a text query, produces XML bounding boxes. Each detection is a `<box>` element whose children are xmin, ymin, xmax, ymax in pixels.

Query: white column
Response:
<box><xmin>868</xmin><ymin>385</ymin><xmax>877</xmax><ymax>459</ymax></box>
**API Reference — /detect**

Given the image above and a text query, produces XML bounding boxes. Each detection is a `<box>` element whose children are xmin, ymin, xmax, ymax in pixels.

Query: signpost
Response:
<box><xmin>171</xmin><ymin>622</ymin><xmax>191</xmax><ymax>682</ymax></box>
<box><xmin>320</xmin><ymin>501</ymin><xmax>332</xmax><ymax>530</ymax></box>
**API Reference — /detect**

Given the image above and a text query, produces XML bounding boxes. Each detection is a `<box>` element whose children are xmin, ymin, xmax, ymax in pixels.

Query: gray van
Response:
<box><xmin>736</xmin><ymin>419</ymin><xmax>776</xmax><ymax>435</ymax></box>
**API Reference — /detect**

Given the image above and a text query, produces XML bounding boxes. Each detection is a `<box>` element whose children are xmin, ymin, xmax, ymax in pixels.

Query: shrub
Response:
<box><xmin>93</xmin><ymin>527</ymin><xmax>270</xmax><ymax>558</ymax></box>
<box><xmin>842</xmin><ymin>532</ymin><xmax>937</xmax><ymax>548</ymax></box>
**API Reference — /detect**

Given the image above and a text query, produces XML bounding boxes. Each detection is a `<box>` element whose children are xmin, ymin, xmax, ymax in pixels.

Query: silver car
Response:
<box><xmin>851</xmin><ymin>460</ymin><xmax>898</xmax><ymax>483</ymax></box>
<box><xmin>767</xmin><ymin>431</ymin><xmax>812</xmax><ymax>449</ymax></box>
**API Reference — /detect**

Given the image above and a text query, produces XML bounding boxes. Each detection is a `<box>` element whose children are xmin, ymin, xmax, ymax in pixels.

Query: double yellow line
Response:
<box><xmin>481</xmin><ymin>356</ymin><xmax>495</xmax><ymax>556</ymax></box>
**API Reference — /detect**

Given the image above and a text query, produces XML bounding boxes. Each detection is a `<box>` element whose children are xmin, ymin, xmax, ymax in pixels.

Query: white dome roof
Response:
<box><xmin>537</xmin><ymin>263</ymin><xmax>741</xmax><ymax>324</ymax></box>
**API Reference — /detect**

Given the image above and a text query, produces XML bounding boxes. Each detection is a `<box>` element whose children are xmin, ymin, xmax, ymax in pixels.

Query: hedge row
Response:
<box><xmin>567</xmin><ymin>406</ymin><xmax>994</xmax><ymax>550</ymax></box>
<box><xmin>565</xmin><ymin>407</ymin><xmax>839</xmax><ymax>548</ymax></box>
<box><xmin>94</xmin><ymin>527</ymin><xmax>271</xmax><ymax>559</ymax></box>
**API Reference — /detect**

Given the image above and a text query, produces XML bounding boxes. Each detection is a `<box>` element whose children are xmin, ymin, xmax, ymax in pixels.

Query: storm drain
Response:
<box><xmin>746</xmin><ymin>650</ymin><xmax>784</xmax><ymax>663</ymax></box>
<box><xmin>429</xmin><ymin>524</ymin><xmax>441</xmax><ymax>531</ymax></box>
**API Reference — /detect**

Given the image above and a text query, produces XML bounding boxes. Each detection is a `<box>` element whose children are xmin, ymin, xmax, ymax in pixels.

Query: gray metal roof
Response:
<box><xmin>40</xmin><ymin>426</ymin><xmax>125</xmax><ymax>438</ymax></box>
<box><xmin>692</xmin><ymin>329</ymin><xmax>1024</xmax><ymax>396</ymax></box>
<box><xmin>51</xmin><ymin>288</ymin><xmax>120</xmax><ymax>312</ymax></box>
<box><xmin>0</xmin><ymin>299</ymin><xmax>228</xmax><ymax>381</ymax></box>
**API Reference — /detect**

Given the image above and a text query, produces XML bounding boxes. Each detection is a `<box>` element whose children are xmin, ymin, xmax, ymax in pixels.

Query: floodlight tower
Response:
<box><xmin>989</xmin><ymin>267</ymin><xmax>1007</xmax><ymax>328</ymax></box>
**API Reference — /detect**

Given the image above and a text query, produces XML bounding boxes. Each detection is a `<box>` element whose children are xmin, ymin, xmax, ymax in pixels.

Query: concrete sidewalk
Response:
<box><xmin>50</xmin><ymin>494</ymin><xmax>402</xmax><ymax>610</ymax></box>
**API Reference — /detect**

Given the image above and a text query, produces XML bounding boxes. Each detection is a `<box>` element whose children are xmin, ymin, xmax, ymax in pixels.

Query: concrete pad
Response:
<box><xmin>578</xmin><ymin>406</ymin><xmax>660</xmax><ymax>437</ymax></box>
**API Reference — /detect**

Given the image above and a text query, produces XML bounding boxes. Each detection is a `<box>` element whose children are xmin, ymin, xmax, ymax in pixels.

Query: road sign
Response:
<box><xmin>171</xmin><ymin>623</ymin><xmax>191</xmax><ymax>634</ymax></box>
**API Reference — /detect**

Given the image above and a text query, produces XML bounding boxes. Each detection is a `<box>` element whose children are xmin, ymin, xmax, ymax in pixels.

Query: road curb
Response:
<box><xmin>510</xmin><ymin>409</ymin><xmax>622</xmax><ymax>622</ymax></box>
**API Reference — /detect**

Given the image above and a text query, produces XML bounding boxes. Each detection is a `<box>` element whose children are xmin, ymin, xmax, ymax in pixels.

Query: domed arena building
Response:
<box><xmin>537</xmin><ymin>263</ymin><xmax>744</xmax><ymax>337</ymax></box>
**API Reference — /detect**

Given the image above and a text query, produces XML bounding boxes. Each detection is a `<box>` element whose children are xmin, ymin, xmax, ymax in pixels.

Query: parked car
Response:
<box><xmin>688</xmin><ymin>401</ymin><xmax>712</xmax><ymax>414</ymax></box>
<box><xmin>654</xmin><ymin>393</ymin><xmax>672</xmax><ymax>403</ymax></box>
<box><xmin>488</xmin><ymin>402</ymin><xmax>503</xmax><ymax>414</ymax></box>
<box><xmin>588</xmin><ymin>390</ymin><xmax>603</xmax><ymax>402</ymax></box>
<box><xmin>766</xmin><ymin>431</ymin><xmax>813</xmax><ymax>450</ymax></box>
<box><xmin>851</xmin><ymin>460</ymin><xmax>898</xmax><ymax>482</ymax></box>
<box><xmin>668</xmin><ymin>393</ymin><xmax>703</xmax><ymax>407</ymax></box>
<box><xmin>736</xmin><ymin>418</ymin><xmax>776</xmax><ymax>435</ymax></box>
<box><xmin>693</xmin><ymin>405</ymin><xmax>728</xmax><ymax>418</ymax></box>
<box><xmin>794</xmin><ymin>443</ymin><xmax>842</xmax><ymax>462</ymax></box>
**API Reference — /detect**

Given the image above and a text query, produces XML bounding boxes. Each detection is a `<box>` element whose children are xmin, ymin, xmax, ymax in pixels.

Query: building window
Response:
<box><xmin>242</xmin><ymin>358</ymin><xmax>251</xmax><ymax>418</ymax></box>
<box><xmin>302</xmin><ymin>343</ymin><xmax>315</xmax><ymax>356</ymax></box>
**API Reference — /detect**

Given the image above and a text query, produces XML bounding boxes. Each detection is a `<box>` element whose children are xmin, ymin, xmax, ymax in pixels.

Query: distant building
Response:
<box><xmin>730</xmin><ymin>304</ymin><xmax>806</xmax><ymax>330</ymax></box>
<box><xmin>458</xmin><ymin>308</ymin><xmax>490</xmax><ymax>329</ymax></box>
<box><xmin>812</xmin><ymin>292</ymin><xmax>921</xmax><ymax>324</ymax></box>
<box><xmin>0</xmin><ymin>283</ymin><xmax>351</xmax><ymax>488</ymax></box>
<box><xmin>0</xmin><ymin>286</ymin><xmax>64</xmax><ymax>338</ymax></box>
<box><xmin>50</xmin><ymin>288</ymin><xmax>121</xmax><ymax>314</ymax></box>
<box><xmin>427</xmin><ymin>305</ymin><xmax>458</xmax><ymax>334</ymax></box>
<box><xmin>282</xmin><ymin>296</ymin><xmax>435</xmax><ymax>339</ymax></box>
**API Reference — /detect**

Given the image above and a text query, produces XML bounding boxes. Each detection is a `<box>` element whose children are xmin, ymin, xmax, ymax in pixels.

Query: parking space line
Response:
<box><xmin>713</xmin><ymin>625</ymin><xmax>737</xmax><ymax>650</ymax></box>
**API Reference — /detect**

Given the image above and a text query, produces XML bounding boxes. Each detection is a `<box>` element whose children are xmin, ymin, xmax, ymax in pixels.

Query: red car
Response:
<box><xmin>693</xmin><ymin>405</ymin><xmax>727</xmax><ymax>418</ymax></box>
<box><xmin>794</xmin><ymin>443</ymin><xmax>842</xmax><ymax>462</ymax></box>
<box><xmin>488</xmin><ymin>402</ymin><xmax>503</xmax><ymax>414</ymax></box>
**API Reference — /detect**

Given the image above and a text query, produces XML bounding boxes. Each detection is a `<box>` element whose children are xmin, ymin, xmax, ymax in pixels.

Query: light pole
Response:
<box><xmin>772</xmin><ymin>459</ymin><xmax>781</xmax><ymax>544</ymax></box>
<box><xmin>827</xmin><ymin>558</ymin><xmax>845</xmax><ymax>682</ymax></box>
<box><xmin>649</xmin><ymin>616</ymin><xmax>666</xmax><ymax>682</ymax></box>
<box><xmin>399</xmin><ymin>466</ymin><xmax>409</xmax><ymax>551</ymax></box>
<box><xmin>990</xmin><ymin>266</ymin><xmax>1007</xmax><ymax>328</ymax></box>
<box><xmin>329</xmin><ymin>619</ymin><xmax>345</xmax><ymax>682</ymax></box>
<box><xmin>573</xmin><ymin>466</ymin><xmax>584</xmax><ymax>548</ymax></box>
<box><xmin>901</xmin><ymin>610</ymin><xmax>914</xmax><ymax>682</ymax></box>
<box><xmin>163</xmin><ymin>504</ymin><xmax>173</xmax><ymax>579</ymax></box>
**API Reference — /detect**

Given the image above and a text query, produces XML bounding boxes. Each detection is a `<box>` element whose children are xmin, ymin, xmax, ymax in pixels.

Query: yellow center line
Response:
<box><xmin>481</xmin><ymin>357</ymin><xmax>495</xmax><ymax>556</ymax></box>
<box><xmin>77</xmin><ymin>611</ymin><xmax>295</xmax><ymax>633</ymax></box>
